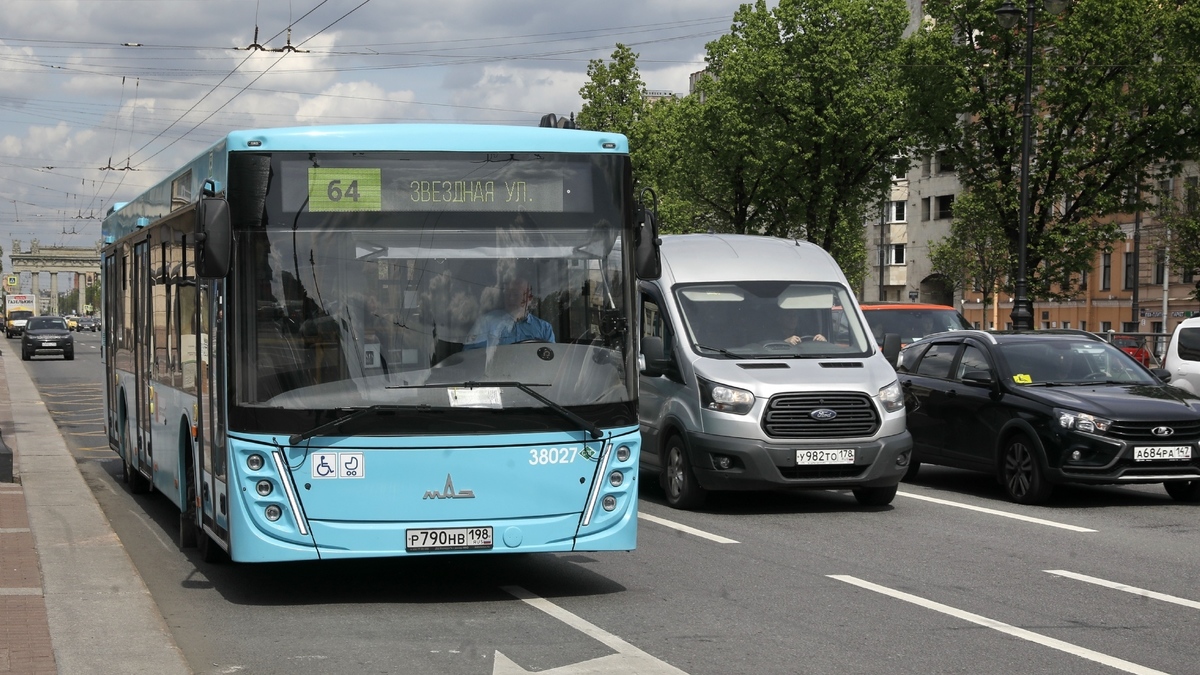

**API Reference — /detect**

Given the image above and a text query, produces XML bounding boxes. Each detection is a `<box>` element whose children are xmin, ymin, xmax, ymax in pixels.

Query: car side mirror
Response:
<box><xmin>962</xmin><ymin>370</ymin><xmax>995</xmax><ymax>386</ymax></box>
<box><xmin>1150</xmin><ymin>368</ymin><xmax>1172</xmax><ymax>383</ymax></box>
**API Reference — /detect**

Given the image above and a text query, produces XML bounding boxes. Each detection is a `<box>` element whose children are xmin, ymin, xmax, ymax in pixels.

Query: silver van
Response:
<box><xmin>638</xmin><ymin>234</ymin><xmax>911</xmax><ymax>509</ymax></box>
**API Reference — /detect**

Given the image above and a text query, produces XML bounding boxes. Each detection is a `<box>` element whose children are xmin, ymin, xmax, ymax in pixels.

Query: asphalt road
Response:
<box><xmin>21</xmin><ymin>330</ymin><xmax>1200</xmax><ymax>675</ymax></box>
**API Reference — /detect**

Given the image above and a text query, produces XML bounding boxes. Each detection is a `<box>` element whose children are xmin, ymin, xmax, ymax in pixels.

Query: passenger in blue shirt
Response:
<box><xmin>464</xmin><ymin>276</ymin><xmax>555</xmax><ymax>348</ymax></box>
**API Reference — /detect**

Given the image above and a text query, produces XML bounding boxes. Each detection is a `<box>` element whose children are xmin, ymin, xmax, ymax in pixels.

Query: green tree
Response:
<box><xmin>661</xmin><ymin>0</ymin><xmax>917</xmax><ymax>283</ymax></box>
<box><xmin>577</xmin><ymin>44</ymin><xmax>645</xmax><ymax>140</ymax></box>
<box><xmin>929</xmin><ymin>193</ymin><xmax>1016</xmax><ymax>315</ymax></box>
<box><xmin>908</xmin><ymin>0</ymin><xmax>1200</xmax><ymax>301</ymax></box>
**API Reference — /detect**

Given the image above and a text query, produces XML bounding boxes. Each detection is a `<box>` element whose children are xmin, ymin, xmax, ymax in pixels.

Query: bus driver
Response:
<box><xmin>465</xmin><ymin>276</ymin><xmax>555</xmax><ymax>348</ymax></box>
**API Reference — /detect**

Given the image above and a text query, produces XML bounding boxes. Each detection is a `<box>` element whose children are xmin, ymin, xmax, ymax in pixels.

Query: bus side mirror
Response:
<box><xmin>635</xmin><ymin>202</ymin><xmax>661</xmax><ymax>281</ymax></box>
<box><xmin>196</xmin><ymin>197</ymin><xmax>232</xmax><ymax>279</ymax></box>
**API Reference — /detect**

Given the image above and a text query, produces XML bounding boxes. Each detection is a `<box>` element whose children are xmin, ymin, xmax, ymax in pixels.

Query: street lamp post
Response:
<box><xmin>995</xmin><ymin>0</ymin><xmax>1070</xmax><ymax>330</ymax></box>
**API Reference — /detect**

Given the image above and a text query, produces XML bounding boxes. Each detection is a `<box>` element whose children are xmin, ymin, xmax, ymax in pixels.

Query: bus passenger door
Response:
<box><xmin>197</xmin><ymin>280</ymin><xmax>229</xmax><ymax>545</ymax></box>
<box><xmin>132</xmin><ymin>240</ymin><xmax>153</xmax><ymax>476</ymax></box>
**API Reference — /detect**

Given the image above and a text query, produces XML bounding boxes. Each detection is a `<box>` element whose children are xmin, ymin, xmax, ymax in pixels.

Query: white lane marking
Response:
<box><xmin>498</xmin><ymin>586</ymin><xmax>687</xmax><ymax>674</ymax></box>
<box><xmin>898</xmin><ymin>490</ymin><xmax>1097</xmax><ymax>532</ymax></box>
<box><xmin>637</xmin><ymin>512</ymin><xmax>739</xmax><ymax>544</ymax></box>
<box><xmin>1046</xmin><ymin>570</ymin><xmax>1200</xmax><ymax>610</ymax></box>
<box><xmin>830</xmin><ymin>575</ymin><xmax>1168</xmax><ymax>675</ymax></box>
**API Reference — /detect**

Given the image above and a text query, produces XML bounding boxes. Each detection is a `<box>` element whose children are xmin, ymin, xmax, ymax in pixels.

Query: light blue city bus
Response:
<box><xmin>101</xmin><ymin>121</ymin><xmax>660</xmax><ymax>562</ymax></box>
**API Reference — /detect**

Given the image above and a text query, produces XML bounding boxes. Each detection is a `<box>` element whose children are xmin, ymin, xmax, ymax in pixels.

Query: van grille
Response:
<box><xmin>762</xmin><ymin>392</ymin><xmax>880</xmax><ymax>439</ymax></box>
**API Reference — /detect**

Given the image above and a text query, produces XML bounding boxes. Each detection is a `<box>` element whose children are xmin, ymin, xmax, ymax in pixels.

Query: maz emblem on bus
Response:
<box><xmin>423</xmin><ymin>474</ymin><xmax>475</xmax><ymax>500</ymax></box>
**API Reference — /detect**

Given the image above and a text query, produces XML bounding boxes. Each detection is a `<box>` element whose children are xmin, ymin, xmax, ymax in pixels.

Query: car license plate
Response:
<box><xmin>796</xmin><ymin>449</ymin><xmax>854</xmax><ymax>465</ymax></box>
<box><xmin>1134</xmin><ymin>446</ymin><xmax>1192</xmax><ymax>461</ymax></box>
<box><xmin>406</xmin><ymin>526</ymin><xmax>493</xmax><ymax>552</ymax></box>
<box><xmin>42</xmin><ymin>342</ymin><xmax>56</xmax><ymax>347</ymax></box>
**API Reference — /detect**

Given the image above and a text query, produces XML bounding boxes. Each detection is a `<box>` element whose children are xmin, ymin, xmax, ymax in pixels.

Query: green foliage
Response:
<box><xmin>577</xmin><ymin>44</ymin><xmax>645</xmax><ymax>140</ymax></box>
<box><xmin>589</xmin><ymin>0</ymin><xmax>916</xmax><ymax>277</ymax></box>
<box><xmin>910</xmin><ymin>0</ymin><xmax>1200</xmax><ymax>300</ymax></box>
<box><xmin>928</xmin><ymin>193</ymin><xmax>1011</xmax><ymax>309</ymax></box>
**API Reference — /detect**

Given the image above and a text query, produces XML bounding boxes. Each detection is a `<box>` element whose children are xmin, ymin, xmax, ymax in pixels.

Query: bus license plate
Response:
<box><xmin>406</xmin><ymin>526</ymin><xmax>493</xmax><ymax>552</ymax></box>
<box><xmin>796</xmin><ymin>449</ymin><xmax>854</xmax><ymax>465</ymax></box>
<box><xmin>1134</xmin><ymin>446</ymin><xmax>1192</xmax><ymax>461</ymax></box>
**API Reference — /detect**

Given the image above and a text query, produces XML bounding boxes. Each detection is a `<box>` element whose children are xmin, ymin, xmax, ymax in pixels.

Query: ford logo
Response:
<box><xmin>1152</xmin><ymin>426</ymin><xmax>1175</xmax><ymax>437</ymax></box>
<box><xmin>810</xmin><ymin>408</ymin><xmax>838</xmax><ymax>421</ymax></box>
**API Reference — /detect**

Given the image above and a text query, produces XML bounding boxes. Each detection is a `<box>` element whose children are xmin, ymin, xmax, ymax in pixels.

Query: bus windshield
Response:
<box><xmin>233</xmin><ymin>151</ymin><xmax>633</xmax><ymax>420</ymax></box>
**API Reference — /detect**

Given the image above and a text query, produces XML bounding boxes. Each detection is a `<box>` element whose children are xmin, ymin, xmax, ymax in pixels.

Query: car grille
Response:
<box><xmin>762</xmin><ymin>392</ymin><xmax>880</xmax><ymax>439</ymax></box>
<box><xmin>778</xmin><ymin>466</ymin><xmax>867</xmax><ymax>480</ymax></box>
<box><xmin>1106</xmin><ymin>420</ymin><xmax>1200</xmax><ymax>443</ymax></box>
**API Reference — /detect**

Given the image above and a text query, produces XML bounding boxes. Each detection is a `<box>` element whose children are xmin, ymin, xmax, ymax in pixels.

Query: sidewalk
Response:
<box><xmin>0</xmin><ymin>347</ymin><xmax>190</xmax><ymax>674</ymax></box>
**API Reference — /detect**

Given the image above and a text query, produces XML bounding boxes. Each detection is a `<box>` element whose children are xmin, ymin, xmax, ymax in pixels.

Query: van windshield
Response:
<box><xmin>673</xmin><ymin>281</ymin><xmax>874</xmax><ymax>358</ymax></box>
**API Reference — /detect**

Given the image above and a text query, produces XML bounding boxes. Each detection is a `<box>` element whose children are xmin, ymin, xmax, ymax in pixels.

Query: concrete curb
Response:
<box><xmin>2</xmin><ymin>347</ymin><xmax>192</xmax><ymax>674</ymax></box>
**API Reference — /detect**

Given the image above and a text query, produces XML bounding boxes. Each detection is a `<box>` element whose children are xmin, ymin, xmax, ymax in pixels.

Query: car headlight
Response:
<box><xmin>879</xmin><ymin>380</ymin><xmax>905</xmax><ymax>413</ymax></box>
<box><xmin>1056</xmin><ymin>409</ymin><xmax>1111</xmax><ymax>434</ymax></box>
<box><xmin>698</xmin><ymin>377</ymin><xmax>755</xmax><ymax>415</ymax></box>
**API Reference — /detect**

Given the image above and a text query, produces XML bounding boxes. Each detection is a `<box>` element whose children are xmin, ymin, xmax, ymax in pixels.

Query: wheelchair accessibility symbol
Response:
<box><xmin>311</xmin><ymin>452</ymin><xmax>365</xmax><ymax>479</ymax></box>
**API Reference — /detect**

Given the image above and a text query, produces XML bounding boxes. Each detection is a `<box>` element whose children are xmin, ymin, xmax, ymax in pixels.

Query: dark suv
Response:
<box><xmin>898</xmin><ymin>330</ymin><xmax>1200</xmax><ymax>504</ymax></box>
<box><xmin>21</xmin><ymin>316</ymin><xmax>74</xmax><ymax>361</ymax></box>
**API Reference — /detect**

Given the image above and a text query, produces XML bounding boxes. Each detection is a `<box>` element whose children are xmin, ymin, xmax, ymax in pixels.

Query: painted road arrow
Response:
<box><xmin>493</xmin><ymin>585</ymin><xmax>687</xmax><ymax>675</ymax></box>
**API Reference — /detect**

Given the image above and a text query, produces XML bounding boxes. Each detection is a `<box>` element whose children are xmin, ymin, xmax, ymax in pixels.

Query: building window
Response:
<box><xmin>935</xmin><ymin>195</ymin><xmax>954</xmax><ymax>220</ymax></box>
<box><xmin>936</xmin><ymin>150</ymin><xmax>956</xmax><ymax>174</ymax></box>
<box><xmin>1185</xmin><ymin>269</ymin><xmax>1195</xmax><ymax>284</ymax></box>
<box><xmin>1101</xmin><ymin>253</ymin><xmax>1111</xmax><ymax>290</ymax></box>
<box><xmin>1155</xmin><ymin>249</ymin><xmax>1166</xmax><ymax>285</ymax></box>
<box><xmin>1079</xmin><ymin>269</ymin><xmax>1088</xmax><ymax>290</ymax></box>
<box><xmin>1101</xmin><ymin>321</ymin><xmax>1112</xmax><ymax>333</ymax></box>
<box><xmin>888</xmin><ymin>201</ymin><xmax>906</xmax><ymax>223</ymax></box>
<box><xmin>921</xmin><ymin>197</ymin><xmax>931</xmax><ymax>221</ymax></box>
<box><xmin>889</xmin><ymin>244</ymin><xmax>906</xmax><ymax>265</ymax></box>
<box><xmin>1124</xmin><ymin>251</ymin><xmax>1135</xmax><ymax>290</ymax></box>
<box><xmin>1062</xmin><ymin>321</ymin><xmax>1070</xmax><ymax>329</ymax></box>
<box><xmin>1080</xmin><ymin>321</ymin><xmax>1087</xmax><ymax>331</ymax></box>
<box><xmin>1187</xmin><ymin>176</ymin><xmax>1199</xmax><ymax>214</ymax></box>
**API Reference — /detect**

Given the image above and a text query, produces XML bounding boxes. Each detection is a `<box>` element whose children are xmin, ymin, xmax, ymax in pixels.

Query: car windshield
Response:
<box><xmin>672</xmin><ymin>281</ymin><xmax>873</xmax><ymax>358</ymax></box>
<box><xmin>998</xmin><ymin>340</ymin><xmax>1156</xmax><ymax>385</ymax></box>
<box><xmin>863</xmin><ymin>307</ymin><xmax>971</xmax><ymax>344</ymax></box>
<box><xmin>28</xmin><ymin>318</ymin><xmax>66</xmax><ymax>331</ymax></box>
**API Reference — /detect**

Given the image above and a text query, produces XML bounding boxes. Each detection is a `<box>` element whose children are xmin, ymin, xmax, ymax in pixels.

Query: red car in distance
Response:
<box><xmin>1112</xmin><ymin>334</ymin><xmax>1154</xmax><ymax>367</ymax></box>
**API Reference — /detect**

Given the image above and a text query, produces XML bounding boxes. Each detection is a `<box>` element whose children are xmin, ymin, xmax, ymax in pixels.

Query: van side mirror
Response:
<box><xmin>641</xmin><ymin>336</ymin><xmax>671</xmax><ymax>376</ymax></box>
<box><xmin>634</xmin><ymin>190</ymin><xmax>661</xmax><ymax>280</ymax></box>
<box><xmin>882</xmin><ymin>332</ymin><xmax>901</xmax><ymax>365</ymax></box>
<box><xmin>196</xmin><ymin>197</ymin><xmax>232</xmax><ymax>279</ymax></box>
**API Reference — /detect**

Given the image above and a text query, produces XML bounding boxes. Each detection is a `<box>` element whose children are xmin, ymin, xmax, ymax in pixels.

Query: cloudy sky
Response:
<box><xmin>0</xmin><ymin>0</ymin><xmax>755</xmax><ymax>276</ymax></box>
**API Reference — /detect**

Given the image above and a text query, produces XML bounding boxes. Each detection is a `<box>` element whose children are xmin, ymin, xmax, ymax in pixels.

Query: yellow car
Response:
<box><xmin>66</xmin><ymin>316</ymin><xmax>78</xmax><ymax>331</ymax></box>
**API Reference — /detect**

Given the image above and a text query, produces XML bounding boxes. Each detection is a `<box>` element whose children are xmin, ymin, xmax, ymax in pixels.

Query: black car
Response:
<box><xmin>898</xmin><ymin>329</ymin><xmax>1200</xmax><ymax>504</ymax></box>
<box><xmin>21</xmin><ymin>316</ymin><xmax>74</xmax><ymax>361</ymax></box>
<box><xmin>76</xmin><ymin>316</ymin><xmax>98</xmax><ymax>332</ymax></box>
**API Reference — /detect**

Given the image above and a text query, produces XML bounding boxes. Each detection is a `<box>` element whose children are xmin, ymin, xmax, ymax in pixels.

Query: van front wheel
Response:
<box><xmin>662</xmin><ymin>435</ymin><xmax>705</xmax><ymax>510</ymax></box>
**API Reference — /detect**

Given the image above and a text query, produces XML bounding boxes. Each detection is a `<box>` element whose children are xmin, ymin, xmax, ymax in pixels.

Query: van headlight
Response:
<box><xmin>879</xmin><ymin>380</ymin><xmax>904</xmax><ymax>413</ymax></box>
<box><xmin>698</xmin><ymin>378</ymin><xmax>755</xmax><ymax>415</ymax></box>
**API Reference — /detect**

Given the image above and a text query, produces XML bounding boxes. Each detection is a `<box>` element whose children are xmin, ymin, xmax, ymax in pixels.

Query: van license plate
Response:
<box><xmin>406</xmin><ymin>526</ymin><xmax>493</xmax><ymax>552</ymax></box>
<box><xmin>796</xmin><ymin>449</ymin><xmax>854</xmax><ymax>465</ymax></box>
<box><xmin>1133</xmin><ymin>446</ymin><xmax>1192</xmax><ymax>461</ymax></box>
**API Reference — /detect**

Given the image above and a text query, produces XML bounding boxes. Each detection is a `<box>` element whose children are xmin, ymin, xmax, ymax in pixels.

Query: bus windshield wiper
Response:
<box><xmin>288</xmin><ymin>405</ymin><xmax>423</xmax><ymax>445</ymax></box>
<box><xmin>388</xmin><ymin>381</ymin><xmax>603</xmax><ymax>439</ymax></box>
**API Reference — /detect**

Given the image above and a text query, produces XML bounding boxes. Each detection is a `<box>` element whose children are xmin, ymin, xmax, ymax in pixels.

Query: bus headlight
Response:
<box><xmin>609</xmin><ymin>471</ymin><xmax>624</xmax><ymax>487</ymax></box>
<box><xmin>255</xmin><ymin>480</ymin><xmax>273</xmax><ymax>497</ymax></box>
<box><xmin>601</xmin><ymin>495</ymin><xmax>617</xmax><ymax>511</ymax></box>
<box><xmin>264</xmin><ymin>505</ymin><xmax>283</xmax><ymax>521</ymax></box>
<box><xmin>616</xmin><ymin>445</ymin><xmax>631</xmax><ymax>462</ymax></box>
<box><xmin>247</xmin><ymin>454</ymin><xmax>265</xmax><ymax>471</ymax></box>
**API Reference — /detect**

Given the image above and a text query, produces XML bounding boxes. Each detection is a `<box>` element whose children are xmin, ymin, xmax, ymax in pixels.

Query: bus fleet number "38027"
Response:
<box><xmin>529</xmin><ymin>447</ymin><xmax>579</xmax><ymax>465</ymax></box>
